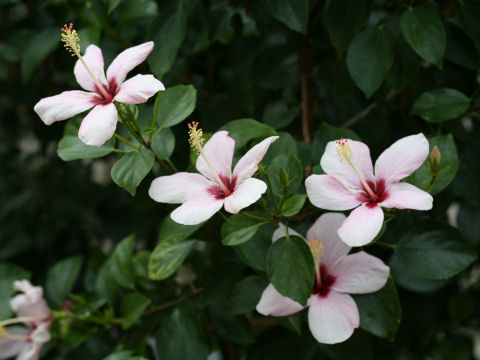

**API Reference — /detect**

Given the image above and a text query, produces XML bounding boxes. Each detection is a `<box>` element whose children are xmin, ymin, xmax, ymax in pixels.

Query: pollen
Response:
<box><xmin>308</xmin><ymin>239</ymin><xmax>324</xmax><ymax>262</ymax></box>
<box><xmin>188</xmin><ymin>122</ymin><xmax>204</xmax><ymax>153</ymax></box>
<box><xmin>61</xmin><ymin>23</ymin><xmax>81</xmax><ymax>57</ymax></box>
<box><xmin>336</xmin><ymin>138</ymin><xmax>353</xmax><ymax>162</ymax></box>
<box><xmin>0</xmin><ymin>324</ymin><xmax>6</xmax><ymax>339</ymax></box>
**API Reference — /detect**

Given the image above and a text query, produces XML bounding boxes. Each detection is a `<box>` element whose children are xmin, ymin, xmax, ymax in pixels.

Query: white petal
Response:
<box><xmin>74</xmin><ymin>44</ymin><xmax>107</xmax><ymax>93</ymax></box>
<box><xmin>232</xmin><ymin>136</ymin><xmax>279</xmax><ymax>182</ymax></box>
<box><xmin>256</xmin><ymin>283</ymin><xmax>304</xmax><ymax>316</ymax></box>
<box><xmin>320</xmin><ymin>139</ymin><xmax>374</xmax><ymax>189</ymax></box>
<box><xmin>223</xmin><ymin>178</ymin><xmax>266</xmax><ymax>214</ymax></box>
<box><xmin>374</xmin><ymin>133</ymin><xmax>429</xmax><ymax>184</ymax></box>
<box><xmin>114</xmin><ymin>74</ymin><xmax>165</xmax><ymax>104</ymax></box>
<box><xmin>330</xmin><ymin>252</ymin><xmax>390</xmax><ymax>294</ymax></box>
<box><xmin>16</xmin><ymin>342</ymin><xmax>41</xmax><ymax>360</ymax></box>
<box><xmin>196</xmin><ymin>131</ymin><xmax>235</xmax><ymax>181</ymax></box>
<box><xmin>380</xmin><ymin>182</ymin><xmax>433</xmax><ymax>210</ymax></box>
<box><xmin>272</xmin><ymin>223</ymin><xmax>303</xmax><ymax>243</ymax></box>
<box><xmin>0</xmin><ymin>327</ymin><xmax>28</xmax><ymax>359</ymax></box>
<box><xmin>34</xmin><ymin>90</ymin><xmax>98</xmax><ymax>125</ymax></box>
<box><xmin>170</xmin><ymin>197</ymin><xmax>224</xmax><ymax>225</ymax></box>
<box><xmin>305</xmin><ymin>175</ymin><xmax>362</xmax><ymax>211</ymax></box>
<box><xmin>78</xmin><ymin>103</ymin><xmax>118</xmax><ymax>146</ymax></box>
<box><xmin>106</xmin><ymin>42</ymin><xmax>154</xmax><ymax>88</ymax></box>
<box><xmin>308</xmin><ymin>292</ymin><xmax>359</xmax><ymax>344</ymax></box>
<box><xmin>149</xmin><ymin>172</ymin><xmax>214</xmax><ymax>204</ymax></box>
<box><xmin>338</xmin><ymin>204</ymin><xmax>384</xmax><ymax>247</ymax></box>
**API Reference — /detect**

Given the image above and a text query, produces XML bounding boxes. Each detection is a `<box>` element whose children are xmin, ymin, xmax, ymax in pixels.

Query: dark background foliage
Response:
<box><xmin>0</xmin><ymin>0</ymin><xmax>479</xmax><ymax>359</ymax></box>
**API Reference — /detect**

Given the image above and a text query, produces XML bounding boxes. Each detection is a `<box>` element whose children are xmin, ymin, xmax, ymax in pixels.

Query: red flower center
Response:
<box><xmin>312</xmin><ymin>264</ymin><xmax>336</xmax><ymax>298</ymax></box>
<box><xmin>91</xmin><ymin>78</ymin><xmax>119</xmax><ymax>104</ymax></box>
<box><xmin>207</xmin><ymin>175</ymin><xmax>237</xmax><ymax>199</ymax></box>
<box><xmin>357</xmin><ymin>178</ymin><xmax>389</xmax><ymax>208</ymax></box>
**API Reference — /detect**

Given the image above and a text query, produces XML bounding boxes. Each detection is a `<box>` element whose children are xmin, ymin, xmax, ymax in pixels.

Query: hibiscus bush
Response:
<box><xmin>1</xmin><ymin>0</ymin><xmax>480</xmax><ymax>358</ymax></box>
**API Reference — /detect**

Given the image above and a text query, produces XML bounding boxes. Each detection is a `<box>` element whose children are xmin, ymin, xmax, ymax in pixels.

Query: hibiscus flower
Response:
<box><xmin>34</xmin><ymin>24</ymin><xmax>164</xmax><ymax>146</ymax></box>
<box><xmin>305</xmin><ymin>134</ymin><xmax>433</xmax><ymax>246</ymax></box>
<box><xmin>256</xmin><ymin>213</ymin><xmax>390</xmax><ymax>344</ymax></box>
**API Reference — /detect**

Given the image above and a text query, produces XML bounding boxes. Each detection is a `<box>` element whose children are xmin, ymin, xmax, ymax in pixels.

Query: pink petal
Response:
<box><xmin>232</xmin><ymin>136</ymin><xmax>279</xmax><ymax>182</ymax></box>
<box><xmin>256</xmin><ymin>283</ymin><xmax>304</xmax><ymax>316</ymax></box>
<box><xmin>196</xmin><ymin>131</ymin><xmax>235</xmax><ymax>181</ymax></box>
<box><xmin>106</xmin><ymin>42</ymin><xmax>154</xmax><ymax>87</ymax></box>
<box><xmin>0</xmin><ymin>327</ymin><xmax>28</xmax><ymax>359</ymax></box>
<box><xmin>170</xmin><ymin>196</ymin><xmax>224</xmax><ymax>225</ymax></box>
<box><xmin>223</xmin><ymin>178</ymin><xmax>267</xmax><ymax>214</ymax></box>
<box><xmin>10</xmin><ymin>281</ymin><xmax>50</xmax><ymax>321</ymax></box>
<box><xmin>308</xmin><ymin>292</ymin><xmax>359</xmax><ymax>344</ymax></box>
<box><xmin>17</xmin><ymin>342</ymin><xmax>41</xmax><ymax>360</ymax></box>
<box><xmin>374</xmin><ymin>133</ymin><xmax>429</xmax><ymax>184</ymax></box>
<box><xmin>78</xmin><ymin>103</ymin><xmax>118</xmax><ymax>146</ymax></box>
<box><xmin>74</xmin><ymin>45</ymin><xmax>107</xmax><ymax>93</ymax></box>
<box><xmin>338</xmin><ymin>204</ymin><xmax>384</xmax><ymax>246</ymax></box>
<box><xmin>320</xmin><ymin>139</ymin><xmax>374</xmax><ymax>189</ymax></box>
<box><xmin>380</xmin><ymin>182</ymin><xmax>433</xmax><ymax>210</ymax></box>
<box><xmin>34</xmin><ymin>90</ymin><xmax>98</xmax><ymax>125</ymax></box>
<box><xmin>330</xmin><ymin>251</ymin><xmax>389</xmax><ymax>294</ymax></box>
<box><xmin>148</xmin><ymin>172</ymin><xmax>213</xmax><ymax>204</ymax></box>
<box><xmin>114</xmin><ymin>74</ymin><xmax>165</xmax><ymax>104</ymax></box>
<box><xmin>305</xmin><ymin>175</ymin><xmax>362</xmax><ymax>211</ymax></box>
<box><xmin>306</xmin><ymin>213</ymin><xmax>350</xmax><ymax>270</ymax></box>
<box><xmin>272</xmin><ymin>223</ymin><xmax>303</xmax><ymax>243</ymax></box>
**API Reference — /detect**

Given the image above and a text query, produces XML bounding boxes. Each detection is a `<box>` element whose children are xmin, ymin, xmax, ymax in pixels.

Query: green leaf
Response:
<box><xmin>111</xmin><ymin>148</ymin><xmax>155</xmax><ymax>196</ymax></box>
<box><xmin>354</xmin><ymin>277</ymin><xmax>401</xmax><ymax>341</ymax></box>
<box><xmin>117</xmin><ymin>0</ymin><xmax>157</xmax><ymax>23</ymax></box>
<box><xmin>156</xmin><ymin>85</ymin><xmax>197</xmax><ymax>128</ymax></box>
<box><xmin>261</xmin><ymin>0</ymin><xmax>309</xmax><ymax>34</ymax></box>
<box><xmin>445</xmin><ymin>25</ymin><xmax>480</xmax><ymax>71</ymax></box>
<box><xmin>148</xmin><ymin>7</ymin><xmax>186</xmax><ymax>78</ymax></box>
<box><xmin>209</xmin><ymin>304</ymin><xmax>254</xmax><ymax>344</ymax></box>
<box><xmin>157</xmin><ymin>216</ymin><xmax>204</xmax><ymax>245</ymax></box>
<box><xmin>220</xmin><ymin>119</ymin><xmax>277</xmax><ymax>149</ymax></box>
<box><xmin>268</xmin><ymin>154</ymin><xmax>303</xmax><ymax>196</ymax></box>
<box><xmin>395</xmin><ymin>222</ymin><xmax>478</xmax><ymax>279</ymax></box>
<box><xmin>108</xmin><ymin>0</ymin><xmax>122</xmax><ymax>14</ymax></box>
<box><xmin>262</xmin><ymin>101</ymin><xmax>297</xmax><ymax>129</ymax></box>
<box><xmin>21</xmin><ymin>28</ymin><xmax>59</xmax><ymax>81</ymax></box>
<box><xmin>103</xmin><ymin>351</ymin><xmax>148</xmax><ymax>360</ymax></box>
<box><xmin>229</xmin><ymin>275</ymin><xmax>269</xmax><ymax>314</ymax></box>
<box><xmin>346</xmin><ymin>26</ymin><xmax>395</xmax><ymax>98</ymax></box>
<box><xmin>151</xmin><ymin>128</ymin><xmax>175</xmax><ymax>160</ymax></box>
<box><xmin>281</xmin><ymin>194</ymin><xmax>307</xmax><ymax>217</ymax></box>
<box><xmin>311</xmin><ymin>123</ymin><xmax>360</xmax><ymax>165</ymax></box>
<box><xmin>400</xmin><ymin>7</ymin><xmax>446</xmax><ymax>68</ymax></box>
<box><xmin>406</xmin><ymin>134</ymin><xmax>459</xmax><ymax>195</ymax></box>
<box><xmin>148</xmin><ymin>240</ymin><xmax>196</xmax><ymax>280</ymax></box>
<box><xmin>221</xmin><ymin>214</ymin><xmax>265</xmax><ymax>246</ymax></box>
<box><xmin>458</xmin><ymin>206</ymin><xmax>480</xmax><ymax>246</ymax></box>
<box><xmin>110</xmin><ymin>234</ymin><xmax>136</xmax><ymax>289</ymax></box>
<box><xmin>57</xmin><ymin>117</ymin><xmax>115</xmax><ymax>161</ymax></box>
<box><xmin>46</xmin><ymin>255</ymin><xmax>83</xmax><ymax>307</ymax></box>
<box><xmin>322</xmin><ymin>0</ymin><xmax>373</xmax><ymax>55</ymax></box>
<box><xmin>156</xmin><ymin>308</ymin><xmax>210</xmax><ymax>360</ymax></box>
<box><xmin>411</xmin><ymin>88</ymin><xmax>470</xmax><ymax>123</ymax></box>
<box><xmin>121</xmin><ymin>292</ymin><xmax>151</xmax><ymax>329</ymax></box>
<box><xmin>267</xmin><ymin>235</ymin><xmax>314</xmax><ymax>305</ymax></box>
<box><xmin>95</xmin><ymin>258</ymin><xmax>119</xmax><ymax>302</ymax></box>
<box><xmin>234</xmin><ymin>223</ymin><xmax>276</xmax><ymax>271</ymax></box>
<box><xmin>263</xmin><ymin>132</ymin><xmax>298</xmax><ymax>163</ymax></box>
<box><xmin>0</xmin><ymin>263</ymin><xmax>30</xmax><ymax>319</ymax></box>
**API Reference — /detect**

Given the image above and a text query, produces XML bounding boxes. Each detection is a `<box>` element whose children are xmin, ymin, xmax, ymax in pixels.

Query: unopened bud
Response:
<box><xmin>430</xmin><ymin>145</ymin><xmax>441</xmax><ymax>165</ymax></box>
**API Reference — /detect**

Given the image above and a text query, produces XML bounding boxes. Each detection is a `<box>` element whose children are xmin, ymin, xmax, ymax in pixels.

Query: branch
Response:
<box><xmin>142</xmin><ymin>288</ymin><xmax>203</xmax><ymax>317</ymax></box>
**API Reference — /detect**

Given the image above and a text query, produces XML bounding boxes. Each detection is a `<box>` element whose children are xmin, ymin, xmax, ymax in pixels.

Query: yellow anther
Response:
<box><xmin>336</xmin><ymin>138</ymin><xmax>353</xmax><ymax>162</ymax></box>
<box><xmin>188</xmin><ymin>122</ymin><xmax>204</xmax><ymax>153</ymax></box>
<box><xmin>0</xmin><ymin>324</ymin><xmax>6</xmax><ymax>339</ymax></box>
<box><xmin>61</xmin><ymin>23</ymin><xmax>81</xmax><ymax>57</ymax></box>
<box><xmin>308</xmin><ymin>239</ymin><xmax>324</xmax><ymax>262</ymax></box>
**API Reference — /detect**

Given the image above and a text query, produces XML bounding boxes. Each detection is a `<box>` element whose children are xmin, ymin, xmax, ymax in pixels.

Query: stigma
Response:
<box><xmin>336</xmin><ymin>138</ymin><xmax>353</xmax><ymax>163</ymax></box>
<box><xmin>188</xmin><ymin>122</ymin><xmax>204</xmax><ymax>153</ymax></box>
<box><xmin>61</xmin><ymin>23</ymin><xmax>81</xmax><ymax>57</ymax></box>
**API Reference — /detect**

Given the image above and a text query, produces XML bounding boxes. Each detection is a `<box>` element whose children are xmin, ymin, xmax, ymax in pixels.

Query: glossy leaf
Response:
<box><xmin>221</xmin><ymin>214</ymin><xmax>266</xmax><ymax>246</ymax></box>
<box><xmin>281</xmin><ymin>194</ymin><xmax>307</xmax><ymax>217</ymax></box>
<box><xmin>46</xmin><ymin>255</ymin><xmax>82</xmax><ymax>307</ymax></box>
<box><xmin>121</xmin><ymin>292</ymin><xmax>151</xmax><ymax>329</ymax></box>
<box><xmin>110</xmin><ymin>234</ymin><xmax>136</xmax><ymax>289</ymax></box>
<box><xmin>111</xmin><ymin>148</ymin><xmax>155</xmax><ymax>196</ymax></box>
<box><xmin>148</xmin><ymin>239</ymin><xmax>196</xmax><ymax>280</ymax></box>
<box><xmin>229</xmin><ymin>275</ymin><xmax>269</xmax><ymax>314</ymax></box>
<box><xmin>156</xmin><ymin>85</ymin><xmax>197</xmax><ymax>128</ymax></box>
<box><xmin>220</xmin><ymin>119</ymin><xmax>277</xmax><ymax>150</ymax></box>
<box><xmin>151</xmin><ymin>128</ymin><xmax>175</xmax><ymax>160</ymax></box>
<box><xmin>412</xmin><ymin>88</ymin><xmax>470</xmax><ymax>123</ymax></box>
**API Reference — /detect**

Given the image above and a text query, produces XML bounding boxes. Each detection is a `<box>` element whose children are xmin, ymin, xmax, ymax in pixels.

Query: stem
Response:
<box><xmin>165</xmin><ymin>157</ymin><xmax>178</xmax><ymax>172</ymax></box>
<box><xmin>376</xmin><ymin>241</ymin><xmax>397</xmax><ymax>249</ymax></box>
<box><xmin>142</xmin><ymin>289</ymin><xmax>203</xmax><ymax>317</ymax></box>
<box><xmin>299</xmin><ymin>35</ymin><xmax>313</xmax><ymax>144</ymax></box>
<box><xmin>241</xmin><ymin>212</ymin><xmax>269</xmax><ymax>222</ymax></box>
<box><xmin>1</xmin><ymin>316</ymin><xmax>44</xmax><ymax>326</ymax></box>
<box><xmin>149</xmin><ymin>92</ymin><xmax>162</xmax><ymax>144</ymax></box>
<box><xmin>114</xmin><ymin>133</ymin><xmax>140</xmax><ymax>151</ymax></box>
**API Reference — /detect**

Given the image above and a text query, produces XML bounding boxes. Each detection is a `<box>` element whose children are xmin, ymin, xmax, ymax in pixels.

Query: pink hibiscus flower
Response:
<box><xmin>305</xmin><ymin>134</ymin><xmax>433</xmax><ymax>246</ymax></box>
<box><xmin>0</xmin><ymin>280</ymin><xmax>52</xmax><ymax>360</ymax></box>
<box><xmin>256</xmin><ymin>213</ymin><xmax>390</xmax><ymax>344</ymax></box>
<box><xmin>149</xmin><ymin>124</ymin><xmax>278</xmax><ymax>225</ymax></box>
<box><xmin>34</xmin><ymin>24</ymin><xmax>164</xmax><ymax>146</ymax></box>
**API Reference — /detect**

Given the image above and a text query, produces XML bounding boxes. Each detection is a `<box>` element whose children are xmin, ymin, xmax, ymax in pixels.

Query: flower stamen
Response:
<box><xmin>0</xmin><ymin>323</ymin><xmax>28</xmax><ymax>341</ymax></box>
<box><xmin>308</xmin><ymin>236</ymin><xmax>324</xmax><ymax>284</ymax></box>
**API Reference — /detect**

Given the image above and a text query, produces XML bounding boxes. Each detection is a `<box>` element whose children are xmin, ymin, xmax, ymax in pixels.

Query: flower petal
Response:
<box><xmin>106</xmin><ymin>42</ymin><xmax>154</xmax><ymax>87</ymax></box>
<box><xmin>374</xmin><ymin>133</ymin><xmax>429</xmax><ymax>184</ymax></box>
<box><xmin>74</xmin><ymin>44</ymin><xmax>107</xmax><ymax>93</ymax></box>
<box><xmin>0</xmin><ymin>327</ymin><xmax>28</xmax><ymax>359</ymax></box>
<box><xmin>196</xmin><ymin>131</ymin><xmax>235</xmax><ymax>181</ymax></box>
<box><xmin>223</xmin><ymin>178</ymin><xmax>267</xmax><ymax>214</ymax></box>
<box><xmin>330</xmin><ymin>251</ymin><xmax>389</xmax><ymax>294</ymax></box>
<box><xmin>306</xmin><ymin>213</ymin><xmax>350</xmax><ymax>270</ymax></box>
<box><xmin>308</xmin><ymin>292</ymin><xmax>359</xmax><ymax>344</ymax></box>
<box><xmin>380</xmin><ymin>182</ymin><xmax>433</xmax><ymax>210</ymax></box>
<box><xmin>305</xmin><ymin>175</ymin><xmax>362</xmax><ymax>211</ymax></box>
<box><xmin>256</xmin><ymin>283</ymin><xmax>304</xmax><ymax>316</ymax></box>
<box><xmin>78</xmin><ymin>103</ymin><xmax>118</xmax><ymax>146</ymax></box>
<box><xmin>320</xmin><ymin>139</ymin><xmax>374</xmax><ymax>189</ymax></box>
<box><xmin>148</xmin><ymin>172</ymin><xmax>213</xmax><ymax>204</ymax></box>
<box><xmin>10</xmin><ymin>281</ymin><xmax>50</xmax><ymax>321</ymax></box>
<box><xmin>114</xmin><ymin>74</ymin><xmax>165</xmax><ymax>104</ymax></box>
<box><xmin>232</xmin><ymin>136</ymin><xmax>279</xmax><ymax>182</ymax></box>
<box><xmin>170</xmin><ymin>197</ymin><xmax>224</xmax><ymax>225</ymax></box>
<box><xmin>34</xmin><ymin>91</ymin><xmax>98</xmax><ymax>125</ymax></box>
<box><xmin>16</xmin><ymin>342</ymin><xmax>41</xmax><ymax>360</ymax></box>
<box><xmin>338</xmin><ymin>204</ymin><xmax>384</xmax><ymax>246</ymax></box>
<box><xmin>272</xmin><ymin>223</ymin><xmax>303</xmax><ymax>243</ymax></box>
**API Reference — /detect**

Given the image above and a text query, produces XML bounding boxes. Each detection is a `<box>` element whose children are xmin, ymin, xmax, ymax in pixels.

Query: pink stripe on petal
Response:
<box><xmin>305</xmin><ymin>174</ymin><xmax>362</xmax><ymax>211</ymax></box>
<box><xmin>170</xmin><ymin>197</ymin><xmax>224</xmax><ymax>225</ymax></box>
<box><xmin>78</xmin><ymin>103</ymin><xmax>118</xmax><ymax>146</ymax></box>
<box><xmin>223</xmin><ymin>178</ymin><xmax>266</xmax><ymax>214</ymax></box>
<box><xmin>338</xmin><ymin>204</ymin><xmax>384</xmax><ymax>246</ymax></box>
<box><xmin>114</xmin><ymin>74</ymin><xmax>165</xmax><ymax>104</ymax></box>
<box><xmin>148</xmin><ymin>172</ymin><xmax>213</xmax><ymax>204</ymax></box>
<box><xmin>379</xmin><ymin>182</ymin><xmax>433</xmax><ymax>210</ymax></box>
<box><xmin>196</xmin><ymin>131</ymin><xmax>235</xmax><ymax>181</ymax></box>
<box><xmin>374</xmin><ymin>133</ymin><xmax>429</xmax><ymax>185</ymax></box>
<box><xmin>308</xmin><ymin>292</ymin><xmax>359</xmax><ymax>344</ymax></box>
<box><xmin>34</xmin><ymin>91</ymin><xmax>98</xmax><ymax>125</ymax></box>
<box><xmin>256</xmin><ymin>283</ymin><xmax>304</xmax><ymax>317</ymax></box>
<box><xmin>74</xmin><ymin>45</ymin><xmax>107</xmax><ymax>93</ymax></box>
